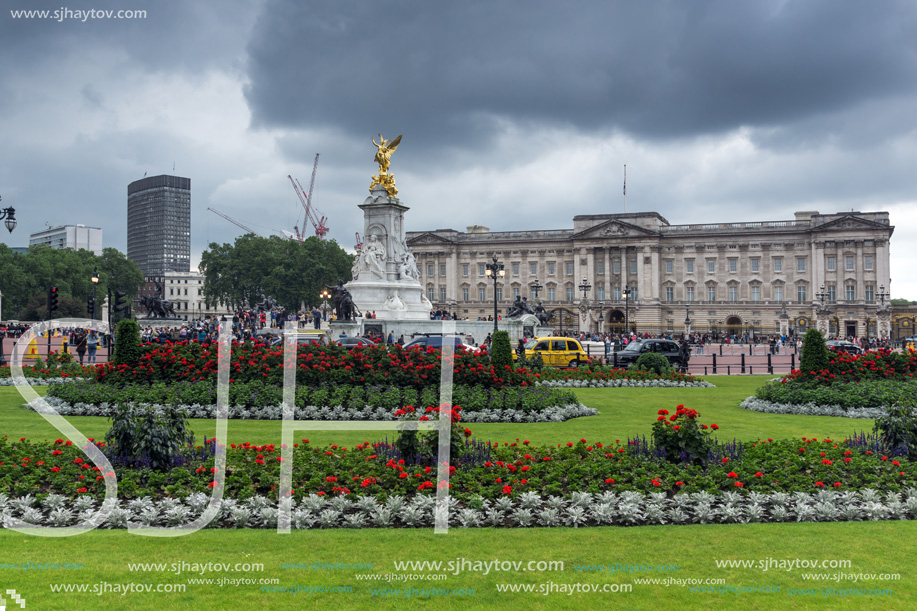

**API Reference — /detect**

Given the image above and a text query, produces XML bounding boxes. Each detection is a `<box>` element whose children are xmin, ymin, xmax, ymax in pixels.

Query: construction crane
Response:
<box><xmin>287</xmin><ymin>153</ymin><xmax>329</xmax><ymax>241</ymax></box>
<box><xmin>207</xmin><ymin>207</ymin><xmax>263</xmax><ymax>237</ymax></box>
<box><xmin>355</xmin><ymin>232</ymin><xmax>363</xmax><ymax>250</ymax></box>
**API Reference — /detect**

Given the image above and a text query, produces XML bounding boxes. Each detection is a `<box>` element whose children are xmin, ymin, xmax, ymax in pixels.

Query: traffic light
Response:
<box><xmin>113</xmin><ymin>291</ymin><xmax>128</xmax><ymax>313</ymax></box>
<box><xmin>48</xmin><ymin>286</ymin><xmax>59</xmax><ymax>313</ymax></box>
<box><xmin>87</xmin><ymin>296</ymin><xmax>95</xmax><ymax>318</ymax></box>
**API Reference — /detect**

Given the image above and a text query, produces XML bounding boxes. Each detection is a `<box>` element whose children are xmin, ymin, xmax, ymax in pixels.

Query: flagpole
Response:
<box><xmin>623</xmin><ymin>164</ymin><xmax>627</xmax><ymax>213</ymax></box>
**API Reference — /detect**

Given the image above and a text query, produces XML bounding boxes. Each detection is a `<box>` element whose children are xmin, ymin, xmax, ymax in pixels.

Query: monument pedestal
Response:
<box><xmin>344</xmin><ymin>185</ymin><xmax>432</xmax><ymax>322</ymax></box>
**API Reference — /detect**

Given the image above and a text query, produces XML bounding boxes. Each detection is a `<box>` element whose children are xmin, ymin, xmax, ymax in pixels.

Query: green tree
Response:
<box><xmin>799</xmin><ymin>328</ymin><xmax>829</xmax><ymax>375</ymax></box>
<box><xmin>113</xmin><ymin>319</ymin><xmax>141</xmax><ymax>366</ymax></box>
<box><xmin>490</xmin><ymin>330</ymin><xmax>513</xmax><ymax>371</ymax></box>
<box><xmin>200</xmin><ymin>235</ymin><xmax>353</xmax><ymax>312</ymax></box>
<box><xmin>0</xmin><ymin>244</ymin><xmax>142</xmax><ymax>321</ymax></box>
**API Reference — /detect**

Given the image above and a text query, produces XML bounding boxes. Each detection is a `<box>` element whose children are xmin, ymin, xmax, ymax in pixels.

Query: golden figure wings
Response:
<box><xmin>370</xmin><ymin>134</ymin><xmax>402</xmax><ymax>196</ymax></box>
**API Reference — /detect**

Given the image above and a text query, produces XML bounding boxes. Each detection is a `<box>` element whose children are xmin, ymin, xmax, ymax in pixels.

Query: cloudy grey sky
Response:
<box><xmin>2</xmin><ymin>0</ymin><xmax>916</xmax><ymax>297</ymax></box>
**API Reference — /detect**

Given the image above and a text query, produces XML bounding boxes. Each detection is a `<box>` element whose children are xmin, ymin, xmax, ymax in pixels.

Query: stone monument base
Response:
<box><xmin>344</xmin><ymin>279</ymin><xmax>432</xmax><ymax>321</ymax></box>
<box><xmin>137</xmin><ymin>318</ymin><xmax>187</xmax><ymax>329</ymax></box>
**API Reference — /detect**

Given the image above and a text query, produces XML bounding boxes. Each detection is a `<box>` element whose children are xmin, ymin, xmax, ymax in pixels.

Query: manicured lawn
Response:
<box><xmin>3</xmin><ymin>377</ymin><xmax>908</xmax><ymax>610</ymax></box>
<box><xmin>0</xmin><ymin>376</ymin><xmax>876</xmax><ymax>447</ymax></box>
<box><xmin>1</xmin><ymin>522</ymin><xmax>913</xmax><ymax>610</ymax></box>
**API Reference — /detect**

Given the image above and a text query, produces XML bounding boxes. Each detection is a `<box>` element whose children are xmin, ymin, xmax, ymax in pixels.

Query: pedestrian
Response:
<box><xmin>387</xmin><ymin>331</ymin><xmax>395</xmax><ymax>345</ymax></box>
<box><xmin>75</xmin><ymin>331</ymin><xmax>87</xmax><ymax>366</ymax></box>
<box><xmin>86</xmin><ymin>331</ymin><xmax>99</xmax><ymax>364</ymax></box>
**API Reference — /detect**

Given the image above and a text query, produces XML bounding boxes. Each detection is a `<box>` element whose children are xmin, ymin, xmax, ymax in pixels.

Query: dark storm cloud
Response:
<box><xmin>244</xmin><ymin>0</ymin><xmax>917</xmax><ymax>146</ymax></box>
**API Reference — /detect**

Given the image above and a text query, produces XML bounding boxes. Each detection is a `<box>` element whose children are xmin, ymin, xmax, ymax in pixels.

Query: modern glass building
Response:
<box><xmin>127</xmin><ymin>175</ymin><xmax>191</xmax><ymax>277</ymax></box>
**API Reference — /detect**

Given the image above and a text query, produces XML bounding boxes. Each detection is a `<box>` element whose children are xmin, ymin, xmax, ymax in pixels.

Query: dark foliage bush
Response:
<box><xmin>799</xmin><ymin>328</ymin><xmax>829</xmax><ymax>375</ymax></box>
<box><xmin>113</xmin><ymin>319</ymin><xmax>141</xmax><ymax>366</ymax></box>
<box><xmin>635</xmin><ymin>352</ymin><xmax>671</xmax><ymax>375</ymax></box>
<box><xmin>490</xmin><ymin>330</ymin><xmax>513</xmax><ymax>371</ymax></box>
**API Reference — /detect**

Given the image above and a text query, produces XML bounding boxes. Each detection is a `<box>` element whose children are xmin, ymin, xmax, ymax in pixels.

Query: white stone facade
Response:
<box><xmin>406</xmin><ymin>210</ymin><xmax>894</xmax><ymax>338</ymax></box>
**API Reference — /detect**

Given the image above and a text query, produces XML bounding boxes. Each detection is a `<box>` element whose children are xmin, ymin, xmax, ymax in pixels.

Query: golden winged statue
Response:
<box><xmin>370</xmin><ymin>134</ymin><xmax>402</xmax><ymax>196</ymax></box>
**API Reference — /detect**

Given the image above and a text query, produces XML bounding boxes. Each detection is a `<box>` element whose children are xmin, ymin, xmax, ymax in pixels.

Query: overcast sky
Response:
<box><xmin>2</xmin><ymin>0</ymin><xmax>916</xmax><ymax>297</ymax></box>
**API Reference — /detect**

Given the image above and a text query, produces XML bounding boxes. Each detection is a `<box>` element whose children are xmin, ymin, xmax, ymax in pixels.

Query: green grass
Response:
<box><xmin>2</xmin><ymin>377</ymin><xmax>908</xmax><ymax>610</ymax></box>
<box><xmin>0</xmin><ymin>376</ymin><xmax>876</xmax><ymax>447</ymax></box>
<box><xmin>1</xmin><ymin>522</ymin><xmax>913</xmax><ymax>610</ymax></box>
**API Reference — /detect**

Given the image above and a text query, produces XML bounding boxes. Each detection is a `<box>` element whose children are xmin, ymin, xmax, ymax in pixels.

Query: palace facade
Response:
<box><xmin>405</xmin><ymin>210</ymin><xmax>894</xmax><ymax>339</ymax></box>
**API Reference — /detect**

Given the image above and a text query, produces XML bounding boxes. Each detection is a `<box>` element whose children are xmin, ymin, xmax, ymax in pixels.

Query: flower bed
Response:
<box><xmin>5</xmin><ymin>488</ymin><xmax>917</xmax><ymax>529</ymax></box>
<box><xmin>738</xmin><ymin>397</ymin><xmax>887</xmax><ymax>419</ymax></box>
<box><xmin>88</xmin><ymin>341</ymin><xmax>709</xmax><ymax>389</ymax></box>
<box><xmin>2</xmin><ymin>432</ymin><xmax>912</xmax><ymax>505</ymax></box>
<box><xmin>537</xmin><ymin>379</ymin><xmax>713</xmax><ymax>388</ymax></box>
<box><xmin>40</xmin><ymin>381</ymin><xmax>592</xmax><ymax>422</ymax></box>
<box><xmin>742</xmin><ymin>349</ymin><xmax>917</xmax><ymax>415</ymax></box>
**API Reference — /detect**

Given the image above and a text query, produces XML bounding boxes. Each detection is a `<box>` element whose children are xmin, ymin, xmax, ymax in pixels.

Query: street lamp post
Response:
<box><xmin>0</xmin><ymin>195</ymin><xmax>16</xmax><ymax>233</ymax></box>
<box><xmin>90</xmin><ymin>268</ymin><xmax>99</xmax><ymax>320</ymax></box>
<box><xmin>578</xmin><ymin>277</ymin><xmax>591</xmax><ymax>335</ymax></box>
<box><xmin>623</xmin><ymin>284</ymin><xmax>635</xmax><ymax>336</ymax></box>
<box><xmin>530</xmin><ymin>279</ymin><xmax>542</xmax><ymax>300</ymax></box>
<box><xmin>684</xmin><ymin>305</ymin><xmax>691</xmax><ymax>339</ymax></box>
<box><xmin>598</xmin><ymin>301</ymin><xmax>605</xmax><ymax>335</ymax></box>
<box><xmin>320</xmin><ymin>289</ymin><xmax>331</xmax><ymax>321</ymax></box>
<box><xmin>484</xmin><ymin>254</ymin><xmax>505</xmax><ymax>332</ymax></box>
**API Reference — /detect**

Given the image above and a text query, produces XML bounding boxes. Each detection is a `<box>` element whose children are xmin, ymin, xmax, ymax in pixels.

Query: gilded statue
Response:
<box><xmin>370</xmin><ymin>134</ymin><xmax>402</xmax><ymax>197</ymax></box>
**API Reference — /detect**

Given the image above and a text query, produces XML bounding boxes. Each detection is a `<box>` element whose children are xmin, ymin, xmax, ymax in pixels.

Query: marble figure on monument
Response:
<box><xmin>360</xmin><ymin>234</ymin><xmax>387</xmax><ymax>279</ymax></box>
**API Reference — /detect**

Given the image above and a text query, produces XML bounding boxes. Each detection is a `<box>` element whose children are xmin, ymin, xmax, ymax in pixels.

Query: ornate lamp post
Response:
<box><xmin>684</xmin><ymin>305</ymin><xmax>691</xmax><ymax>339</ymax></box>
<box><xmin>89</xmin><ymin>268</ymin><xmax>99</xmax><ymax>320</ymax></box>
<box><xmin>320</xmin><ymin>289</ymin><xmax>331</xmax><ymax>321</ymax></box>
<box><xmin>484</xmin><ymin>254</ymin><xmax>505</xmax><ymax>332</ymax></box>
<box><xmin>578</xmin><ymin>276</ymin><xmax>591</xmax><ymax>335</ymax></box>
<box><xmin>578</xmin><ymin>276</ymin><xmax>591</xmax><ymax>301</ymax></box>
<box><xmin>877</xmin><ymin>285</ymin><xmax>889</xmax><ymax>308</ymax></box>
<box><xmin>623</xmin><ymin>284</ymin><xmax>635</xmax><ymax>336</ymax></box>
<box><xmin>599</xmin><ymin>301</ymin><xmax>605</xmax><ymax>333</ymax></box>
<box><xmin>530</xmin><ymin>279</ymin><xmax>543</xmax><ymax>300</ymax></box>
<box><xmin>0</xmin><ymin>196</ymin><xmax>16</xmax><ymax>233</ymax></box>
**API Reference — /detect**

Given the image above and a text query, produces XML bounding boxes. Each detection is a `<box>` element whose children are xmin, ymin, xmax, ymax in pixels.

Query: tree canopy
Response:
<box><xmin>0</xmin><ymin>245</ymin><xmax>143</xmax><ymax>321</ymax></box>
<box><xmin>199</xmin><ymin>234</ymin><xmax>353</xmax><ymax>312</ymax></box>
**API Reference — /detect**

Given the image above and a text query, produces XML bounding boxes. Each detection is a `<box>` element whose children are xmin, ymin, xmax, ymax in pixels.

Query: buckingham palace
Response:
<box><xmin>405</xmin><ymin>209</ymin><xmax>894</xmax><ymax>339</ymax></box>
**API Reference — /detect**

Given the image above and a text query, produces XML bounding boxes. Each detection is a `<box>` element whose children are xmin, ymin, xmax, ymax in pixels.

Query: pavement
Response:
<box><xmin>1</xmin><ymin>334</ymin><xmax>110</xmax><ymax>367</ymax></box>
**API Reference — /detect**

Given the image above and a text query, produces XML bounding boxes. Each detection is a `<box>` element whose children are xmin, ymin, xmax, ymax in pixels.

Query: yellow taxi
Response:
<box><xmin>513</xmin><ymin>337</ymin><xmax>590</xmax><ymax>368</ymax></box>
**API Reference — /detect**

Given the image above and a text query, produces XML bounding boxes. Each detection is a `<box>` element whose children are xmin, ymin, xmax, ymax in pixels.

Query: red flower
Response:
<box><xmin>722</xmin><ymin>457</ymin><xmax>729</xmax><ymax>464</ymax></box>
<box><xmin>815</xmin><ymin>481</ymin><xmax>824</xmax><ymax>488</ymax></box>
<box><xmin>754</xmin><ymin>472</ymin><xmax>763</xmax><ymax>477</ymax></box>
<box><xmin>605</xmin><ymin>478</ymin><xmax>615</xmax><ymax>484</ymax></box>
<box><xmin>502</xmin><ymin>485</ymin><xmax>512</xmax><ymax>494</ymax></box>
<box><xmin>710</xmin><ymin>424</ymin><xmax>719</xmax><ymax>430</ymax></box>
<box><xmin>734</xmin><ymin>482</ymin><xmax>743</xmax><ymax>487</ymax></box>
<box><xmin>833</xmin><ymin>482</ymin><xmax>841</xmax><ymax>487</ymax></box>
<box><xmin>673</xmin><ymin>425</ymin><xmax>680</xmax><ymax>431</ymax></box>
<box><xmin>727</xmin><ymin>471</ymin><xmax>737</xmax><ymax>478</ymax></box>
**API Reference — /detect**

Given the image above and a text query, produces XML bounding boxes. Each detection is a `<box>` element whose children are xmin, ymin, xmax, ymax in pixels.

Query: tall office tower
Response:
<box><xmin>127</xmin><ymin>175</ymin><xmax>191</xmax><ymax>276</ymax></box>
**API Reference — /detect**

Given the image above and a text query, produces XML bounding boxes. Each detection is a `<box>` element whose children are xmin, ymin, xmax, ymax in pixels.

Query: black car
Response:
<box><xmin>336</xmin><ymin>337</ymin><xmax>376</xmax><ymax>349</ymax></box>
<box><xmin>613</xmin><ymin>339</ymin><xmax>686</xmax><ymax>367</ymax></box>
<box><xmin>402</xmin><ymin>335</ymin><xmax>472</xmax><ymax>351</ymax></box>
<box><xmin>825</xmin><ymin>340</ymin><xmax>864</xmax><ymax>356</ymax></box>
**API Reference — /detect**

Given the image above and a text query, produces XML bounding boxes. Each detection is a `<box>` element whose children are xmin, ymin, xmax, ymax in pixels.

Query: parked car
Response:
<box><xmin>613</xmin><ymin>339</ymin><xmax>686</xmax><ymax>368</ymax></box>
<box><xmin>512</xmin><ymin>337</ymin><xmax>590</xmax><ymax>368</ymax></box>
<box><xmin>336</xmin><ymin>337</ymin><xmax>376</xmax><ymax>349</ymax></box>
<box><xmin>403</xmin><ymin>335</ymin><xmax>475</xmax><ymax>352</ymax></box>
<box><xmin>826</xmin><ymin>340</ymin><xmax>864</xmax><ymax>356</ymax></box>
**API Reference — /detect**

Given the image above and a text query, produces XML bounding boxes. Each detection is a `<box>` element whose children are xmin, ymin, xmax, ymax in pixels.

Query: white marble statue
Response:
<box><xmin>361</xmin><ymin>234</ymin><xmax>386</xmax><ymax>279</ymax></box>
